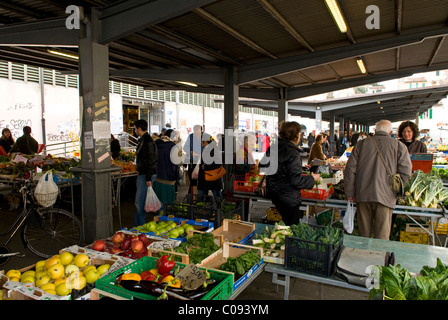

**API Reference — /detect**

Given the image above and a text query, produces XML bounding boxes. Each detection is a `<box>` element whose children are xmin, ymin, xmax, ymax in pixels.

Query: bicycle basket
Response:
<box><xmin>34</xmin><ymin>191</ymin><xmax>59</xmax><ymax>207</ymax></box>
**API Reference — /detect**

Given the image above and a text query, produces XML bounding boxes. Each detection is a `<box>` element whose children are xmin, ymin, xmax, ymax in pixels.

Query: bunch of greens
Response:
<box><xmin>219</xmin><ymin>250</ymin><xmax>261</xmax><ymax>279</ymax></box>
<box><xmin>252</xmin><ymin>221</ymin><xmax>292</xmax><ymax>256</ymax></box>
<box><xmin>433</xmin><ymin>167</ymin><xmax>448</xmax><ymax>181</ymax></box>
<box><xmin>370</xmin><ymin>258</ymin><xmax>448</xmax><ymax>300</ymax></box>
<box><xmin>173</xmin><ymin>232</ymin><xmax>220</xmax><ymax>264</ymax></box>
<box><xmin>398</xmin><ymin>170</ymin><xmax>448</xmax><ymax>208</ymax></box>
<box><xmin>289</xmin><ymin>223</ymin><xmax>342</xmax><ymax>252</ymax></box>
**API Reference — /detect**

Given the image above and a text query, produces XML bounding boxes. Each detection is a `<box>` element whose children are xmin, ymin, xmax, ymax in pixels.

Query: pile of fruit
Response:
<box><xmin>437</xmin><ymin>144</ymin><xmax>448</xmax><ymax>152</ymax></box>
<box><xmin>135</xmin><ymin>220</ymin><xmax>195</xmax><ymax>238</ymax></box>
<box><xmin>116</xmin><ymin>255</ymin><xmax>217</xmax><ymax>300</ymax></box>
<box><xmin>4</xmin><ymin>252</ymin><xmax>110</xmax><ymax>297</ymax></box>
<box><xmin>91</xmin><ymin>231</ymin><xmax>152</xmax><ymax>260</ymax></box>
<box><xmin>112</xmin><ymin>159</ymin><xmax>137</xmax><ymax>173</ymax></box>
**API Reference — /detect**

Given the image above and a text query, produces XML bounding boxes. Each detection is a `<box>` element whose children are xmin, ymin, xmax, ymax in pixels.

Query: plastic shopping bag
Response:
<box><xmin>191</xmin><ymin>162</ymin><xmax>200</xmax><ymax>180</ymax></box>
<box><xmin>144</xmin><ymin>186</ymin><xmax>162</xmax><ymax>212</ymax></box>
<box><xmin>34</xmin><ymin>171</ymin><xmax>59</xmax><ymax>207</ymax></box>
<box><xmin>343</xmin><ymin>201</ymin><xmax>356</xmax><ymax>234</ymax></box>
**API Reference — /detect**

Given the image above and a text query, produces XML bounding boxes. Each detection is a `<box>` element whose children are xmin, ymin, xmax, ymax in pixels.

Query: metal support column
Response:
<box><xmin>278</xmin><ymin>88</ymin><xmax>288</xmax><ymax>126</ymax></box>
<box><xmin>223</xmin><ymin>67</ymin><xmax>239</xmax><ymax>194</ymax></box>
<box><xmin>329</xmin><ymin>112</ymin><xmax>335</xmax><ymax>157</ymax></box>
<box><xmin>315</xmin><ymin>105</ymin><xmax>322</xmax><ymax>133</ymax></box>
<box><xmin>78</xmin><ymin>9</ymin><xmax>114</xmax><ymax>243</ymax></box>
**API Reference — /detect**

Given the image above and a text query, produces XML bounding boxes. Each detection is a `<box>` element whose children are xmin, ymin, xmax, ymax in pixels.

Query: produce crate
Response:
<box><xmin>94</xmin><ymin>256</ymin><xmax>233</xmax><ymax>300</ymax></box>
<box><xmin>320</xmin><ymin>170</ymin><xmax>343</xmax><ymax>185</ymax></box>
<box><xmin>301</xmin><ymin>185</ymin><xmax>334</xmax><ymax>200</ymax></box>
<box><xmin>400</xmin><ymin>231</ymin><xmax>430</xmax><ymax>244</ymax></box>
<box><xmin>284</xmin><ymin>227</ymin><xmax>343</xmax><ymax>277</ymax></box>
<box><xmin>212</xmin><ymin>219</ymin><xmax>255</xmax><ymax>245</ymax></box>
<box><xmin>405</xmin><ymin>223</ymin><xmax>430</xmax><ymax>234</ymax></box>
<box><xmin>432</xmin><ymin>221</ymin><xmax>448</xmax><ymax>235</ymax></box>
<box><xmin>233</xmin><ymin>180</ymin><xmax>259</xmax><ymax>192</ymax></box>
<box><xmin>199</xmin><ymin>242</ymin><xmax>264</xmax><ymax>291</ymax></box>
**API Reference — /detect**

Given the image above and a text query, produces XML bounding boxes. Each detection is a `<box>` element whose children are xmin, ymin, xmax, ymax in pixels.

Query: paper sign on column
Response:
<box><xmin>84</xmin><ymin>131</ymin><xmax>94</xmax><ymax>149</ymax></box>
<box><xmin>92</xmin><ymin>121</ymin><xmax>111</xmax><ymax>140</ymax></box>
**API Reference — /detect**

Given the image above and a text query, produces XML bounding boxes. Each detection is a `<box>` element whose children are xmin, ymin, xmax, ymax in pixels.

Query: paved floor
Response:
<box><xmin>0</xmin><ymin>176</ymin><xmax>369</xmax><ymax>300</ymax></box>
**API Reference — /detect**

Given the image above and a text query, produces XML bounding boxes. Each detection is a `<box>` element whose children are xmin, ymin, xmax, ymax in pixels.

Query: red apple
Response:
<box><xmin>138</xmin><ymin>233</ymin><xmax>147</xmax><ymax>243</ymax></box>
<box><xmin>121</xmin><ymin>238</ymin><xmax>132</xmax><ymax>250</ymax></box>
<box><xmin>131</xmin><ymin>239</ymin><xmax>144</xmax><ymax>253</ymax></box>
<box><xmin>110</xmin><ymin>247</ymin><xmax>122</xmax><ymax>254</ymax></box>
<box><xmin>112</xmin><ymin>232</ymin><xmax>125</xmax><ymax>244</ymax></box>
<box><xmin>92</xmin><ymin>240</ymin><xmax>106</xmax><ymax>251</ymax></box>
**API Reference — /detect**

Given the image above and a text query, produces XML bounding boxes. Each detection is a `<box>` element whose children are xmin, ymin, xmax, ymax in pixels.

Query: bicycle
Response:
<box><xmin>0</xmin><ymin>173</ymin><xmax>83</xmax><ymax>265</ymax></box>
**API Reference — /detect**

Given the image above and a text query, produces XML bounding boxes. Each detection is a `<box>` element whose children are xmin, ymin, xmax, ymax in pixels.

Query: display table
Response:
<box><xmin>264</xmin><ymin>234</ymin><xmax>448</xmax><ymax>300</ymax></box>
<box><xmin>233</xmin><ymin>191</ymin><xmax>445</xmax><ymax>245</ymax></box>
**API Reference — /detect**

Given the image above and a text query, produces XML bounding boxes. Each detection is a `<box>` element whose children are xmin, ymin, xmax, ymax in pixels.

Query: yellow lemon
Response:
<box><xmin>84</xmin><ymin>269</ymin><xmax>100</xmax><ymax>284</ymax></box>
<box><xmin>35</xmin><ymin>260</ymin><xmax>46</xmax><ymax>269</ymax></box>
<box><xmin>20</xmin><ymin>275</ymin><xmax>35</xmax><ymax>284</ymax></box>
<box><xmin>54</xmin><ymin>276</ymin><xmax>67</xmax><ymax>287</ymax></box>
<box><xmin>59</xmin><ymin>251</ymin><xmax>74</xmax><ymax>266</ymax></box>
<box><xmin>6</xmin><ymin>270</ymin><xmax>21</xmax><ymax>279</ymax></box>
<box><xmin>40</xmin><ymin>283</ymin><xmax>56</xmax><ymax>292</ymax></box>
<box><xmin>73</xmin><ymin>254</ymin><xmax>89</xmax><ymax>268</ymax></box>
<box><xmin>35</xmin><ymin>274</ymin><xmax>51</xmax><ymax>287</ymax></box>
<box><xmin>97</xmin><ymin>264</ymin><xmax>110</xmax><ymax>276</ymax></box>
<box><xmin>48</xmin><ymin>263</ymin><xmax>65</xmax><ymax>280</ymax></box>
<box><xmin>55</xmin><ymin>282</ymin><xmax>71</xmax><ymax>296</ymax></box>
<box><xmin>21</xmin><ymin>270</ymin><xmax>35</xmax><ymax>279</ymax></box>
<box><xmin>44</xmin><ymin>255</ymin><xmax>61</xmax><ymax>270</ymax></box>
<box><xmin>64</xmin><ymin>264</ymin><xmax>80</xmax><ymax>275</ymax></box>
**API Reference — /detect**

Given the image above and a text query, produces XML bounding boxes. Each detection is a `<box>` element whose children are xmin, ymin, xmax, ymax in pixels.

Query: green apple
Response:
<box><xmin>175</xmin><ymin>226</ymin><xmax>185</xmax><ymax>235</ymax></box>
<box><xmin>169</xmin><ymin>229</ymin><xmax>179</xmax><ymax>238</ymax></box>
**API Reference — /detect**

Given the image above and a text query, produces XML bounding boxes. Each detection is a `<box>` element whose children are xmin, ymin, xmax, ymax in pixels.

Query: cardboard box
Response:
<box><xmin>8</xmin><ymin>255</ymin><xmax>124</xmax><ymax>300</ymax></box>
<box><xmin>321</xmin><ymin>170</ymin><xmax>343</xmax><ymax>185</ymax></box>
<box><xmin>199</xmin><ymin>242</ymin><xmax>263</xmax><ymax>291</ymax></box>
<box><xmin>212</xmin><ymin>219</ymin><xmax>255</xmax><ymax>244</ymax></box>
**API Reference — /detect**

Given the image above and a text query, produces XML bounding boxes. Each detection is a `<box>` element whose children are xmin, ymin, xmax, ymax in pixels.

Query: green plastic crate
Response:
<box><xmin>95</xmin><ymin>256</ymin><xmax>233</xmax><ymax>300</ymax></box>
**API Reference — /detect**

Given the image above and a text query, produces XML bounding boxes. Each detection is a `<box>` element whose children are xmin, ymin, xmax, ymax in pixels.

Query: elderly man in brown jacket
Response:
<box><xmin>344</xmin><ymin>120</ymin><xmax>412</xmax><ymax>240</ymax></box>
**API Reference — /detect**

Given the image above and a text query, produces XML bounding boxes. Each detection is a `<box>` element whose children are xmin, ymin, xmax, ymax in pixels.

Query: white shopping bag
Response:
<box><xmin>343</xmin><ymin>201</ymin><xmax>356</xmax><ymax>234</ymax></box>
<box><xmin>144</xmin><ymin>186</ymin><xmax>162</xmax><ymax>212</ymax></box>
<box><xmin>191</xmin><ymin>162</ymin><xmax>200</xmax><ymax>180</ymax></box>
<box><xmin>34</xmin><ymin>171</ymin><xmax>59</xmax><ymax>207</ymax></box>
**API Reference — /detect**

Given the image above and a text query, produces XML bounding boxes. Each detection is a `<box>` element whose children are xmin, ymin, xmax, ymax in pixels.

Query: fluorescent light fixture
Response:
<box><xmin>356</xmin><ymin>58</ymin><xmax>367</xmax><ymax>74</ymax></box>
<box><xmin>324</xmin><ymin>0</ymin><xmax>347</xmax><ymax>33</ymax></box>
<box><xmin>47</xmin><ymin>49</ymin><xmax>79</xmax><ymax>60</ymax></box>
<box><xmin>176</xmin><ymin>81</ymin><xmax>198</xmax><ymax>87</ymax></box>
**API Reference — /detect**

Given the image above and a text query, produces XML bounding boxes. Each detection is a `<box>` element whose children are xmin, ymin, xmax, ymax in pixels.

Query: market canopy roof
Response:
<box><xmin>0</xmin><ymin>0</ymin><xmax>448</xmax><ymax>102</ymax></box>
<box><xmin>217</xmin><ymin>84</ymin><xmax>448</xmax><ymax>126</ymax></box>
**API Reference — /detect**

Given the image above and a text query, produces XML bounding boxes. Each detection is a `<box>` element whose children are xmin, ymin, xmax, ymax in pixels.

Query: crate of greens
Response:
<box><xmin>284</xmin><ymin>223</ymin><xmax>343</xmax><ymax>277</ymax></box>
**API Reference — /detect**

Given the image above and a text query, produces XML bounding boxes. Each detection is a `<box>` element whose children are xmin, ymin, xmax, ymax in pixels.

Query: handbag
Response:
<box><xmin>370</xmin><ymin>137</ymin><xmax>404</xmax><ymax>195</ymax></box>
<box><xmin>204</xmin><ymin>166</ymin><xmax>226</xmax><ymax>181</ymax></box>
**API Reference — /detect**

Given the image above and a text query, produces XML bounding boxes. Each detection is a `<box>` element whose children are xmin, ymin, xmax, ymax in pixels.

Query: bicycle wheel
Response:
<box><xmin>22</xmin><ymin>207</ymin><xmax>83</xmax><ymax>258</ymax></box>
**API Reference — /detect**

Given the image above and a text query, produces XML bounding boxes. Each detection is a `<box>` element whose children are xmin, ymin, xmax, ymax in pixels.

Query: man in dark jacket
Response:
<box><xmin>262</xmin><ymin>122</ymin><xmax>320</xmax><ymax>225</ymax></box>
<box><xmin>134</xmin><ymin>119</ymin><xmax>158</xmax><ymax>226</ymax></box>
<box><xmin>9</xmin><ymin>126</ymin><xmax>38</xmax><ymax>155</ymax></box>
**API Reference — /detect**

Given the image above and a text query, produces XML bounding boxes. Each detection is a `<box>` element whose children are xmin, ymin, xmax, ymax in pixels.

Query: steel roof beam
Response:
<box><xmin>237</xmin><ymin>28</ymin><xmax>448</xmax><ymax>85</ymax></box>
<box><xmin>99</xmin><ymin>0</ymin><xmax>219</xmax><ymax>44</ymax></box>
<box><xmin>0</xmin><ymin>17</ymin><xmax>79</xmax><ymax>46</ymax></box>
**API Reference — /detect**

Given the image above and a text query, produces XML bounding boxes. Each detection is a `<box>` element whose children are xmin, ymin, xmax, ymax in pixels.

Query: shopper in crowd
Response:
<box><xmin>110</xmin><ymin>134</ymin><xmax>121</xmax><ymax>160</ymax></box>
<box><xmin>0</xmin><ymin>128</ymin><xmax>15</xmax><ymax>154</ymax></box>
<box><xmin>308</xmin><ymin>134</ymin><xmax>326</xmax><ymax>164</ymax></box>
<box><xmin>133</xmin><ymin>119</ymin><xmax>158</xmax><ymax>226</ymax></box>
<box><xmin>197</xmin><ymin>133</ymin><xmax>223</xmax><ymax>200</ymax></box>
<box><xmin>397</xmin><ymin>120</ymin><xmax>427</xmax><ymax>154</ymax></box>
<box><xmin>153</xmin><ymin>129</ymin><xmax>179</xmax><ymax>211</ymax></box>
<box><xmin>307</xmin><ymin>131</ymin><xmax>315</xmax><ymax>146</ymax></box>
<box><xmin>322</xmin><ymin>132</ymin><xmax>330</xmax><ymax>157</ymax></box>
<box><xmin>337</xmin><ymin>130</ymin><xmax>347</xmax><ymax>156</ymax></box>
<box><xmin>262</xmin><ymin>121</ymin><xmax>319</xmax><ymax>225</ymax></box>
<box><xmin>234</xmin><ymin>132</ymin><xmax>259</xmax><ymax>178</ymax></box>
<box><xmin>262</xmin><ymin>133</ymin><xmax>270</xmax><ymax>152</ymax></box>
<box><xmin>183</xmin><ymin>125</ymin><xmax>203</xmax><ymax>194</ymax></box>
<box><xmin>344</xmin><ymin>120</ymin><xmax>412</xmax><ymax>240</ymax></box>
<box><xmin>9</xmin><ymin>126</ymin><xmax>38</xmax><ymax>155</ymax></box>
<box><xmin>350</xmin><ymin>131</ymin><xmax>360</xmax><ymax>147</ymax></box>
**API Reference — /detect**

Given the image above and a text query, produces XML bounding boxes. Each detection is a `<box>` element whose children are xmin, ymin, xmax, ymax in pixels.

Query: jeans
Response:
<box><xmin>197</xmin><ymin>189</ymin><xmax>223</xmax><ymax>200</ymax></box>
<box><xmin>134</xmin><ymin>175</ymin><xmax>149</xmax><ymax>227</ymax></box>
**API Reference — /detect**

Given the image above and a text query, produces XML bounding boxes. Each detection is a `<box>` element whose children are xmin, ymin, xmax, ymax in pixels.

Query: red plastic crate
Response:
<box><xmin>301</xmin><ymin>186</ymin><xmax>334</xmax><ymax>200</ymax></box>
<box><xmin>233</xmin><ymin>180</ymin><xmax>259</xmax><ymax>192</ymax></box>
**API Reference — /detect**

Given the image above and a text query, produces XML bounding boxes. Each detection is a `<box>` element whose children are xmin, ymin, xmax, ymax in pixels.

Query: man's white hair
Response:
<box><xmin>375</xmin><ymin>120</ymin><xmax>393</xmax><ymax>133</ymax></box>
